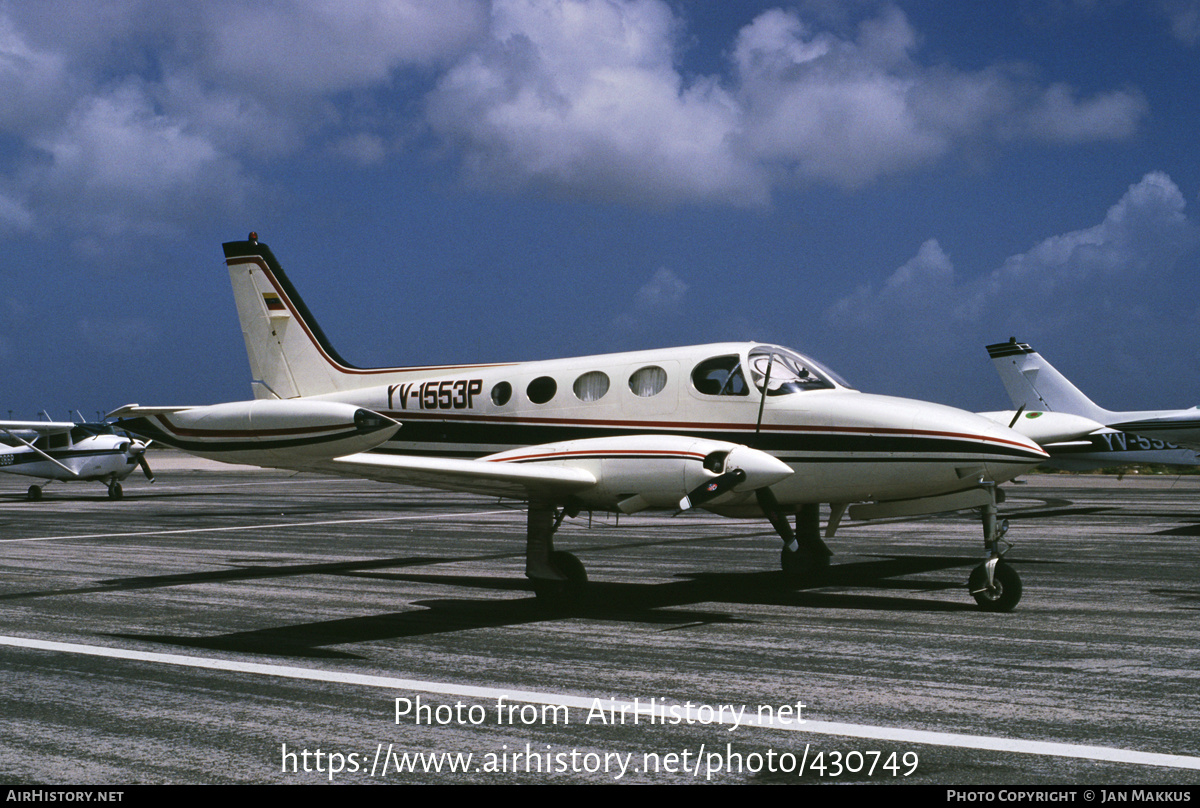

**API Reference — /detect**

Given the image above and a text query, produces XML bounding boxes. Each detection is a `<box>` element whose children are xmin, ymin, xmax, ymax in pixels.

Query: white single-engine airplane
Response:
<box><xmin>988</xmin><ymin>339</ymin><xmax>1200</xmax><ymax>469</ymax></box>
<box><xmin>111</xmin><ymin>235</ymin><xmax>1104</xmax><ymax>612</ymax></box>
<box><xmin>0</xmin><ymin>420</ymin><xmax>154</xmax><ymax>500</ymax></box>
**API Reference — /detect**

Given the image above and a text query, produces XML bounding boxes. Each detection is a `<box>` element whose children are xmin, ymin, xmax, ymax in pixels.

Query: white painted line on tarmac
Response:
<box><xmin>3</xmin><ymin>634</ymin><xmax>1197</xmax><ymax>771</ymax></box>
<box><xmin>0</xmin><ymin>509</ymin><xmax>518</xmax><ymax>543</ymax></box>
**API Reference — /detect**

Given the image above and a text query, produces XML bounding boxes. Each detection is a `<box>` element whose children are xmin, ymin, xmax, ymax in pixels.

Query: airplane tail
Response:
<box><xmin>985</xmin><ymin>339</ymin><xmax>1110</xmax><ymax>421</ymax></box>
<box><xmin>224</xmin><ymin>236</ymin><xmax>372</xmax><ymax>399</ymax></box>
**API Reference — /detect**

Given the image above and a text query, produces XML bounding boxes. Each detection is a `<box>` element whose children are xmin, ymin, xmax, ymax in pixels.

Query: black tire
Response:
<box><xmin>532</xmin><ymin>551</ymin><xmax>588</xmax><ymax>607</ymax></box>
<box><xmin>27</xmin><ymin>485</ymin><xmax>42</xmax><ymax>502</ymax></box>
<box><xmin>968</xmin><ymin>561</ymin><xmax>1022</xmax><ymax>612</ymax></box>
<box><xmin>108</xmin><ymin>483</ymin><xmax>123</xmax><ymax>500</ymax></box>
<box><xmin>780</xmin><ymin>546</ymin><xmax>830</xmax><ymax>581</ymax></box>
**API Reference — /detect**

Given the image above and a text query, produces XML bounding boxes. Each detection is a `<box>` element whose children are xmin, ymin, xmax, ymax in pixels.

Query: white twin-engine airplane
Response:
<box><xmin>110</xmin><ymin>235</ymin><xmax>1098</xmax><ymax>612</ymax></box>
<box><xmin>0</xmin><ymin>420</ymin><xmax>154</xmax><ymax>500</ymax></box>
<box><xmin>988</xmin><ymin>339</ymin><xmax>1200</xmax><ymax>469</ymax></box>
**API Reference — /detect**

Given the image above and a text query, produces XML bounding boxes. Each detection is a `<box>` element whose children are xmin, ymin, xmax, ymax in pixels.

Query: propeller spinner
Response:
<box><xmin>678</xmin><ymin>445</ymin><xmax>792</xmax><ymax>511</ymax></box>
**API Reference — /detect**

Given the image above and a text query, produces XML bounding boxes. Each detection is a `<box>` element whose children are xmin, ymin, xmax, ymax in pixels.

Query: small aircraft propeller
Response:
<box><xmin>678</xmin><ymin>468</ymin><xmax>747</xmax><ymax>511</ymax></box>
<box><xmin>754</xmin><ymin>485</ymin><xmax>796</xmax><ymax>546</ymax></box>
<box><xmin>125</xmin><ymin>436</ymin><xmax>155</xmax><ymax>482</ymax></box>
<box><xmin>676</xmin><ymin>444</ymin><xmax>792</xmax><ymax>513</ymax></box>
<box><xmin>136</xmin><ymin>453</ymin><xmax>155</xmax><ymax>482</ymax></box>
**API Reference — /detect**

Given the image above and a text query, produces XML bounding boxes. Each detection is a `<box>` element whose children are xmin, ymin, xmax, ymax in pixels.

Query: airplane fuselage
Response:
<box><xmin>115</xmin><ymin>237</ymin><xmax>1051</xmax><ymax>611</ymax></box>
<box><xmin>299</xmin><ymin>342</ymin><xmax>1045</xmax><ymax>511</ymax></box>
<box><xmin>0</xmin><ymin>435</ymin><xmax>139</xmax><ymax>482</ymax></box>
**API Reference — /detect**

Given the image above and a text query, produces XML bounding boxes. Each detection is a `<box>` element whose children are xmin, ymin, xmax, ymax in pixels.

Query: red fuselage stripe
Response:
<box><xmin>378</xmin><ymin>410</ymin><xmax>1045</xmax><ymax>456</ymax></box>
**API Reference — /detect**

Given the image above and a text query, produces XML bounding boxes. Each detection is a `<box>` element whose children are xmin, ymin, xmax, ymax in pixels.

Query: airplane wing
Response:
<box><xmin>0</xmin><ymin>421</ymin><xmax>77</xmax><ymax>434</ymax></box>
<box><xmin>333</xmin><ymin>435</ymin><xmax>792</xmax><ymax>511</ymax></box>
<box><xmin>115</xmin><ymin>400</ymin><xmax>792</xmax><ymax>510</ymax></box>
<box><xmin>0</xmin><ymin>421</ymin><xmax>84</xmax><ymax>477</ymax></box>
<box><xmin>329</xmin><ymin>453</ymin><xmax>597</xmax><ymax>500</ymax></box>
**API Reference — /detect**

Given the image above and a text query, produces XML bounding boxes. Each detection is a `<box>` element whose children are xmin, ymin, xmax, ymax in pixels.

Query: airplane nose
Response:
<box><xmin>910</xmin><ymin>400</ymin><xmax>1047</xmax><ymax>459</ymax></box>
<box><xmin>902</xmin><ymin>398</ymin><xmax>1048</xmax><ymax>485</ymax></box>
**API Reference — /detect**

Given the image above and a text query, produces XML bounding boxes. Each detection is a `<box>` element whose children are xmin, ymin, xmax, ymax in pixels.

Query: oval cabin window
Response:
<box><xmin>629</xmin><ymin>366</ymin><xmax>667</xmax><ymax>397</ymax></box>
<box><xmin>573</xmin><ymin>371</ymin><xmax>610</xmax><ymax>402</ymax></box>
<box><xmin>526</xmin><ymin>376</ymin><xmax>557</xmax><ymax>404</ymax></box>
<box><xmin>490</xmin><ymin>381</ymin><xmax>512</xmax><ymax>406</ymax></box>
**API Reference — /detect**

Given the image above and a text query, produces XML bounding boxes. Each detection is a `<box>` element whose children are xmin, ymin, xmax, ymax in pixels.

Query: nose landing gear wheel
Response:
<box><xmin>968</xmin><ymin>561</ymin><xmax>1022</xmax><ymax>612</ymax></box>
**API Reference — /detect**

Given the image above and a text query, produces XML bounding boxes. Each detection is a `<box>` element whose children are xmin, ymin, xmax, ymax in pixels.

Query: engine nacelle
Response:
<box><xmin>110</xmin><ymin>400</ymin><xmax>399</xmax><ymax>468</ymax></box>
<box><xmin>483</xmin><ymin>434</ymin><xmax>792</xmax><ymax>512</ymax></box>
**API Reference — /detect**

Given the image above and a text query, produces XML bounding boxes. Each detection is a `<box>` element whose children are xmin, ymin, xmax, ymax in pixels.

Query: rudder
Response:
<box><xmin>223</xmin><ymin>236</ymin><xmax>362</xmax><ymax>399</ymax></box>
<box><xmin>986</xmin><ymin>339</ymin><xmax>1110</xmax><ymax>421</ymax></box>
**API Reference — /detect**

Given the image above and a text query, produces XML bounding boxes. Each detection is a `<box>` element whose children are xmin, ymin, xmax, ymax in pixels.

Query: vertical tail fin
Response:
<box><xmin>223</xmin><ymin>237</ymin><xmax>363</xmax><ymax>399</ymax></box>
<box><xmin>986</xmin><ymin>339</ymin><xmax>1110</xmax><ymax>421</ymax></box>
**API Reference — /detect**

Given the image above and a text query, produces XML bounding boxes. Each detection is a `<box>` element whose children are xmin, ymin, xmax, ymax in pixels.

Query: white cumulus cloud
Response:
<box><xmin>427</xmin><ymin>0</ymin><xmax>764</xmax><ymax>205</ymax></box>
<box><xmin>612</xmin><ymin>265</ymin><xmax>689</xmax><ymax>334</ymax></box>
<box><xmin>821</xmin><ymin>172</ymin><xmax>1200</xmax><ymax>400</ymax></box>
<box><xmin>0</xmin><ymin>0</ymin><xmax>1160</xmax><ymax>241</ymax></box>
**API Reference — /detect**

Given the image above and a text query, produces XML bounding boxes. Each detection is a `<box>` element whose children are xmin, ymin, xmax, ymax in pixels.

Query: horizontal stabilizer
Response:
<box><xmin>113</xmin><ymin>399</ymin><xmax>399</xmax><ymax>469</ymax></box>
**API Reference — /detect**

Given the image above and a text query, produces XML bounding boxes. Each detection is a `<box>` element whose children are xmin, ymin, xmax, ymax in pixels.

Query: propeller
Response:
<box><xmin>677</xmin><ymin>446</ymin><xmax>792</xmax><ymax>512</ymax></box>
<box><xmin>678</xmin><ymin>468</ymin><xmax>746</xmax><ymax>511</ymax></box>
<box><xmin>136</xmin><ymin>453</ymin><xmax>155</xmax><ymax>482</ymax></box>
<box><xmin>755</xmin><ymin>485</ymin><xmax>797</xmax><ymax>550</ymax></box>
<box><xmin>125</xmin><ymin>437</ymin><xmax>155</xmax><ymax>482</ymax></box>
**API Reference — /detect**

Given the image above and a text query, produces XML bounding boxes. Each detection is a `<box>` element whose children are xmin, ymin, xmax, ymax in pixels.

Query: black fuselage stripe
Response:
<box><xmin>1</xmin><ymin>450</ymin><xmax>131</xmax><ymax>467</ymax></box>
<box><xmin>116</xmin><ymin>418</ymin><xmax>372</xmax><ymax>453</ymax></box>
<box><xmin>375</xmin><ymin>421</ymin><xmax>1041</xmax><ymax>460</ymax></box>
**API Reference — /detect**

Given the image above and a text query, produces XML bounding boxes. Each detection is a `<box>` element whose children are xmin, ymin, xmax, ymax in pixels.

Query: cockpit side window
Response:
<box><xmin>691</xmin><ymin>355</ymin><xmax>749</xmax><ymax>396</ymax></box>
<box><xmin>35</xmin><ymin>432</ymin><xmax>71</xmax><ymax>450</ymax></box>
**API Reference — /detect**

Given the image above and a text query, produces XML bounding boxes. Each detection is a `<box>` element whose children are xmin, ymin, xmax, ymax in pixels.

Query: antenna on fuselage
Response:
<box><xmin>754</xmin><ymin>352</ymin><xmax>774</xmax><ymax>438</ymax></box>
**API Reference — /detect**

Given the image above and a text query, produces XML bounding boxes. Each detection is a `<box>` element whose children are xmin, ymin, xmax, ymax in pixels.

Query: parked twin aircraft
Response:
<box><xmin>111</xmin><ymin>235</ymin><xmax>1105</xmax><ymax>612</ymax></box>
<box><xmin>988</xmin><ymin>339</ymin><xmax>1200</xmax><ymax>470</ymax></box>
<box><xmin>0</xmin><ymin>420</ymin><xmax>153</xmax><ymax>500</ymax></box>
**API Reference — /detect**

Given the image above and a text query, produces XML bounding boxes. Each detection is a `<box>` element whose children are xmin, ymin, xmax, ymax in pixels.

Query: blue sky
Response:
<box><xmin>2</xmin><ymin>0</ymin><xmax>1198</xmax><ymax>420</ymax></box>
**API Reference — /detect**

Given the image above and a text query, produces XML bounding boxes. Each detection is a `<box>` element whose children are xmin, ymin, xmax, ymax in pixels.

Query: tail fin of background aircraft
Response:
<box><xmin>223</xmin><ymin>236</ymin><xmax>365</xmax><ymax>399</ymax></box>
<box><xmin>986</xmin><ymin>339</ymin><xmax>1110</xmax><ymax>421</ymax></box>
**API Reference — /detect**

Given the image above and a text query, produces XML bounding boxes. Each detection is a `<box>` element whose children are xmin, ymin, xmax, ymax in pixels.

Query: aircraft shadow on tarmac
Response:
<box><xmin>107</xmin><ymin>553</ymin><xmax>1061</xmax><ymax>659</ymax></box>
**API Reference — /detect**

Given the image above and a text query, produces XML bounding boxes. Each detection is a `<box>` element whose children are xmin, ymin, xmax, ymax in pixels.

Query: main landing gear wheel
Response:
<box><xmin>27</xmin><ymin>485</ymin><xmax>42</xmax><ymax>502</ymax></box>
<box><xmin>968</xmin><ymin>560</ymin><xmax>1022</xmax><ymax>613</ymax></box>
<box><xmin>780</xmin><ymin>544</ymin><xmax>830</xmax><ymax>581</ymax></box>
<box><xmin>764</xmin><ymin>500</ymin><xmax>832</xmax><ymax>583</ymax></box>
<box><xmin>530</xmin><ymin>551</ymin><xmax>587</xmax><ymax>608</ymax></box>
<box><xmin>525</xmin><ymin>502</ymin><xmax>588</xmax><ymax>609</ymax></box>
<box><xmin>107</xmin><ymin>482</ymin><xmax>123</xmax><ymax>500</ymax></box>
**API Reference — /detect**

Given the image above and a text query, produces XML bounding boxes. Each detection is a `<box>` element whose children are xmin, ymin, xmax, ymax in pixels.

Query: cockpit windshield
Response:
<box><xmin>747</xmin><ymin>346</ymin><xmax>852</xmax><ymax>395</ymax></box>
<box><xmin>691</xmin><ymin>347</ymin><xmax>852</xmax><ymax>397</ymax></box>
<box><xmin>70</xmin><ymin>423</ymin><xmax>115</xmax><ymax>441</ymax></box>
